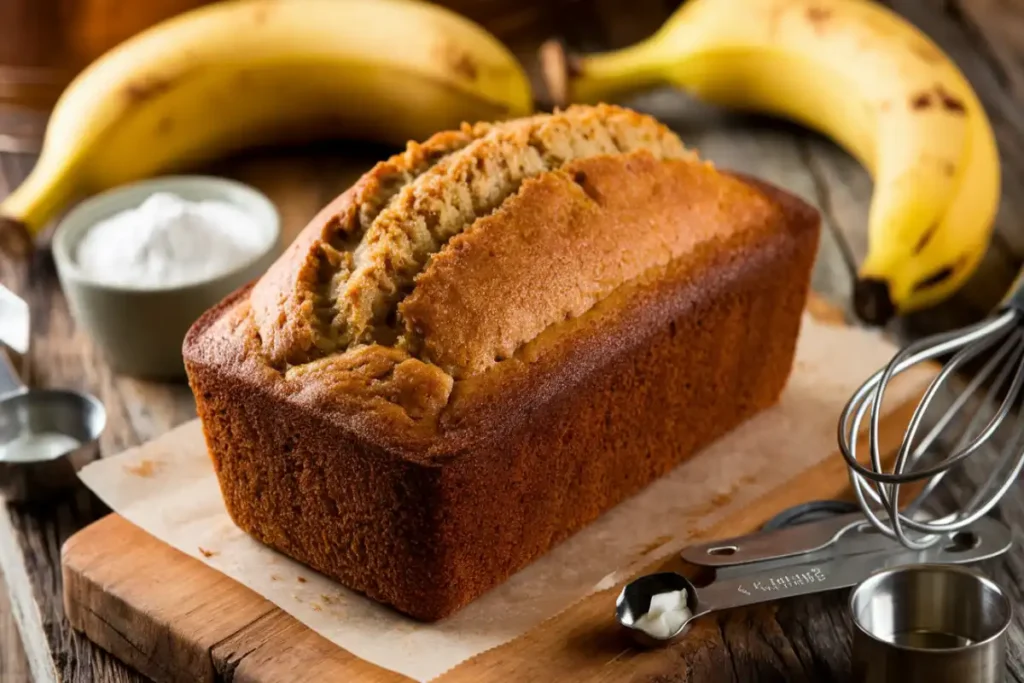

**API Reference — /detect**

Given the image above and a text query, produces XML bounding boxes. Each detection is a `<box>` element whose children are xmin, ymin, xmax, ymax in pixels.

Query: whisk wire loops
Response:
<box><xmin>839</xmin><ymin>309</ymin><xmax>1022</xmax><ymax>548</ymax></box>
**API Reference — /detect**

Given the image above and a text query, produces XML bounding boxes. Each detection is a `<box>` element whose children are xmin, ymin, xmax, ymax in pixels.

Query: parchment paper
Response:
<box><xmin>78</xmin><ymin>314</ymin><xmax>934</xmax><ymax>681</ymax></box>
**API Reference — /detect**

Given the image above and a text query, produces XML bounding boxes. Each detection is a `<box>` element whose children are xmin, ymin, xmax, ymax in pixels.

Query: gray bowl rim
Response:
<box><xmin>52</xmin><ymin>174</ymin><xmax>281</xmax><ymax>294</ymax></box>
<box><xmin>849</xmin><ymin>562</ymin><xmax>1012</xmax><ymax>654</ymax></box>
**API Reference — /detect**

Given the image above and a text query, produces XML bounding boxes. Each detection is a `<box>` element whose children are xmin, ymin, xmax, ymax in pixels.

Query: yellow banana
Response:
<box><xmin>541</xmin><ymin>0</ymin><xmax>999</xmax><ymax>324</ymax></box>
<box><xmin>1</xmin><ymin>0</ymin><xmax>532</xmax><ymax>239</ymax></box>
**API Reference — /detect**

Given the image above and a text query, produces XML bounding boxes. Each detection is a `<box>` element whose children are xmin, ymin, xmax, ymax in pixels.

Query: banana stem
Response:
<box><xmin>0</xmin><ymin>160</ymin><xmax>78</xmax><ymax>237</ymax></box>
<box><xmin>570</xmin><ymin>41</ymin><xmax>672</xmax><ymax>105</ymax></box>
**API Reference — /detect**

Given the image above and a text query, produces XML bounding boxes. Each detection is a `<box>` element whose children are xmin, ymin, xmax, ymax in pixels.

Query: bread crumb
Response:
<box><xmin>311</xmin><ymin>603</ymin><xmax>323</xmax><ymax>612</ymax></box>
<box><xmin>124</xmin><ymin>459</ymin><xmax>159</xmax><ymax>477</ymax></box>
<box><xmin>806</xmin><ymin>296</ymin><xmax>846</xmax><ymax>326</ymax></box>
<box><xmin>198</xmin><ymin>547</ymin><xmax>216</xmax><ymax>558</ymax></box>
<box><xmin>711</xmin><ymin>492</ymin><xmax>732</xmax><ymax>507</ymax></box>
<box><xmin>297</xmin><ymin>576</ymin><xmax>307</xmax><ymax>583</ymax></box>
<box><xmin>270</xmin><ymin>574</ymin><xmax>282</xmax><ymax>581</ymax></box>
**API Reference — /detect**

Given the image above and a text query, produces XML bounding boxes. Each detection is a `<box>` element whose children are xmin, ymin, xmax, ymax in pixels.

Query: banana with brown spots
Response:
<box><xmin>542</xmin><ymin>0</ymin><xmax>1000</xmax><ymax>324</ymax></box>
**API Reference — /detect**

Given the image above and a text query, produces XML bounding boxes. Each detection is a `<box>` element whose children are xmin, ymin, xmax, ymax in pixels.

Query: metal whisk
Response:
<box><xmin>839</xmin><ymin>273</ymin><xmax>1024</xmax><ymax>549</ymax></box>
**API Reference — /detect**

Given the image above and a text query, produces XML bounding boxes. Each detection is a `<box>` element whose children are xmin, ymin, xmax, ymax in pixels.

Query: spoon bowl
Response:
<box><xmin>0</xmin><ymin>387</ymin><xmax>106</xmax><ymax>501</ymax></box>
<box><xmin>0</xmin><ymin>285</ymin><xmax>107</xmax><ymax>501</ymax></box>
<box><xmin>616</xmin><ymin>571</ymin><xmax>700</xmax><ymax>646</ymax></box>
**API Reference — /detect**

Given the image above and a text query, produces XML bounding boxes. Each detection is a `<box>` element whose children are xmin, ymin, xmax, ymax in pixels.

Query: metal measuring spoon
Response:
<box><xmin>0</xmin><ymin>286</ymin><xmax>105</xmax><ymax>501</ymax></box>
<box><xmin>616</xmin><ymin>513</ymin><xmax>1012</xmax><ymax>646</ymax></box>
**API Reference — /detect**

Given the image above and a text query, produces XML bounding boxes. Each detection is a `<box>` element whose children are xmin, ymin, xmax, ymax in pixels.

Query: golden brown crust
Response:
<box><xmin>400</xmin><ymin>151</ymin><xmax>775</xmax><ymax>377</ymax></box>
<box><xmin>249</xmin><ymin>104</ymin><xmax>692</xmax><ymax>368</ymax></box>
<box><xmin>250</xmin><ymin>127</ymin><xmax>482</xmax><ymax>367</ymax></box>
<box><xmin>183</xmin><ymin>105</ymin><xmax>822</xmax><ymax>620</ymax></box>
<box><xmin>336</xmin><ymin>105</ymin><xmax>690</xmax><ymax>347</ymax></box>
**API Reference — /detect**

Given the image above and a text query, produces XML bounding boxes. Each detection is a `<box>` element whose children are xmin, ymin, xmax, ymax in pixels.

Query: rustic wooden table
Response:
<box><xmin>1</xmin><ymin>1</ymin><xmax>1023</xmax><ymax>681</ymax></box>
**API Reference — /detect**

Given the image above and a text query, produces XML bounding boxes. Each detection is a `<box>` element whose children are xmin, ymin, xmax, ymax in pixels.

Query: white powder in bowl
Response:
<box><xmin>75</xmin><ymin>192</ymin><xmax>265</xmax><ymax>288</ymax></box>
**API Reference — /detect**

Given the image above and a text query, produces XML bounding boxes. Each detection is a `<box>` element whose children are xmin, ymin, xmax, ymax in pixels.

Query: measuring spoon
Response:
<box><xmin>0</xmin><ymin>286</ymin><xmax>105</xmax><ymax>501</ymax></box>
<box><xmin>616</xmin><ymin>513</ymin><xmax>1011</xmax><ymax>646</ymax></box>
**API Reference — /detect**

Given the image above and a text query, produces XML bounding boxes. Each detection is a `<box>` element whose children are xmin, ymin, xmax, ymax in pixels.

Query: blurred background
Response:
<box><xmin>0</xmin><ymin>0</ymin><xmax>661</xmax><ymax>150</ymax></box>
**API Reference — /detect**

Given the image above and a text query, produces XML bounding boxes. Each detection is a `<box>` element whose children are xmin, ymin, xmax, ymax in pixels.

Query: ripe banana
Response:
<box><xmin>1</xmin><ymin>0</ymin><xmax>532</xmax><ymax>240</ymax></box>
<box><xmin>541</xmin><ymin>0</ymin><xmax>999</xmax><ymax>324</ymax></box>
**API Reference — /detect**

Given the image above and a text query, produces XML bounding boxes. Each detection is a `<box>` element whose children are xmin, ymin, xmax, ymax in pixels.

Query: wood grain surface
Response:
<box><xmin>1</xmin><ymin>0</ymin><xmax>1024</xmax><ymax>681</ymax></box>
<box><xmin>0</xmin><ymin>568</ymin><xmax>30</xmax><ymax>681</ymax></box>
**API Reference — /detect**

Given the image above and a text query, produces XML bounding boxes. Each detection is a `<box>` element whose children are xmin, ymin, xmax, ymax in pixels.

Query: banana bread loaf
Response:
<box><xmin>184</xmin><ymin>104</ymin><xmax>820</xmax><ymax>621</ymax></box>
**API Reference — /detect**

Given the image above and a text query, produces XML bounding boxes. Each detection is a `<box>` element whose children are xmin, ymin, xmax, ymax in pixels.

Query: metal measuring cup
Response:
<box><xmin>0</xmin><ymin>285</ymin><xmax>105</xmax><ymax>501</ymax></box>
<box><xmin>850</xmin><ymin>564</ymin><xmax>1011</xmax><ymax>683</ymax></box>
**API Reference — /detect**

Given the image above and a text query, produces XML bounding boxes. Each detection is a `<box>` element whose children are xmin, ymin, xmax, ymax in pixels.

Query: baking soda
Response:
<box><xmin>75</xmin><ymin>192</ymin><xmax>263</xmax><ymax>288</ymax></box>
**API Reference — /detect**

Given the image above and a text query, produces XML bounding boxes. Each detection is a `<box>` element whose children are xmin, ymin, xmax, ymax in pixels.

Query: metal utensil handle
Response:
<box><xmin>0</xmin><ymin>349</ymin><xmax>25</xmax><ymax>397</ymax></box>
<box><xmin>1001</xmin><ymin>266</ymin><xmax>1024</xmax><ymax>312</ymax></box>
<box><xmin>0</xmin><ymin>284</ymin><xmax>30</xmax><ymax>356</ymax></box>
<box><xmin>682</xmin><ymin>512</ymin><xmax>865</xmax><ymax>568</ymax></box>
<box><xmin>692</xmin><ymin>516</ymin><xmax>1011</xmax><ymax>616</ymax></box>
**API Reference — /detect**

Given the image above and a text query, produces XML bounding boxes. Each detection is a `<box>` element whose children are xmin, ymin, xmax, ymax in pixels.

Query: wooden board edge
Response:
<box><xmin>61</xmin><ymin>553</ymin><xmax>213</xmax><ymax>683</ymax></box>
<box><xmin>61</xmin><ymin>516</ymin><xmax>279</xmax><ymax>683</ymax></box>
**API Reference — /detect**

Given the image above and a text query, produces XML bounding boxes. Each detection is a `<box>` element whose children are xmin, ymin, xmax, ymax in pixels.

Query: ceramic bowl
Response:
<box><xmin>52</xmin><ymin>175</ymin><xmax>281</xmax><ymax>380</ymax></box>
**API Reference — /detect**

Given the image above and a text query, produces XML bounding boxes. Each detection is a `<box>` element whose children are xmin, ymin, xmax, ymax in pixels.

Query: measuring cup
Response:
<box><xmin>850</xmin><ymin>564</ymin><xmax>1010</xmax><ymax>683</ymax></box>
<box><xmin>0</xmin><ymin>287</ymin><xmax>105</xmax><ymax>501</ymax></box>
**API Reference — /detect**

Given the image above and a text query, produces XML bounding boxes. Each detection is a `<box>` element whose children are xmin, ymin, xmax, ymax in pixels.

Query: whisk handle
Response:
<box><xmin>1001</xmin><ymin>266</ymin><xmax>1024</xmax><ymax>312</ymax></box>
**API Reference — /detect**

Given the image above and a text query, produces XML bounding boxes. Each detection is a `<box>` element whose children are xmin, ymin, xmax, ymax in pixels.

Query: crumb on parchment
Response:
<box><xmin>124</xmin><ymin>459</ymin><xmax>159</xmax><ymax>477</ymax></box>
<box><xmin>198</xmin><ymin>547</ymin><xmax>216</xmax><ymax>558</ymax></box>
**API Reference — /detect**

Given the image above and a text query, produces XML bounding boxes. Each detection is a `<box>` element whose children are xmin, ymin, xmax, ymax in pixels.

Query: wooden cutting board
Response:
<box><xmin>59</xmin><ymin>300</ymin><xmax>923</xmax><ymax>683</ymax></box>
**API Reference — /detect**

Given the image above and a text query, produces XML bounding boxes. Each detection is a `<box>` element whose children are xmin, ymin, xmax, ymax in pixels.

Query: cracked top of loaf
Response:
<box><xmin>185</xmin><ymin>104</ymin><xmax>789</xmax><ymax>457</ymax></box>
